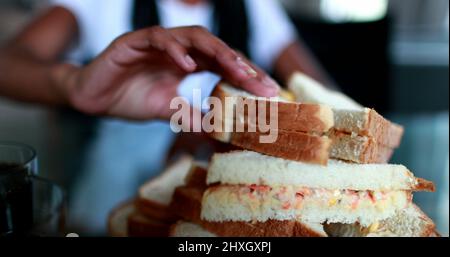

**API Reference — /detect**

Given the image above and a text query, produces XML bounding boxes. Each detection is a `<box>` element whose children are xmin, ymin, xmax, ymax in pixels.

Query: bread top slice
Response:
<box><xmin>207</xmin><ymin>151</ymin><xmax>435</xmax><ymax>192</ymax></box>
<box><xmin>288</xmin><ymin>72</ymin><xmax>363</xmax><ymax>110</ymax></box>
<box><xmin>138</xmin><ymin>155</ymin><xmax>193</xmax><ymax>206</ymax></box>
<box><xmin>210</xmin><ymin>82</ymin><xmax>334</xmax><ymax>134</ymax></box>
<box><xmin>288</xmin><ymin>72</ymin><xmax>403</xmax><ymax>148</ymax></box>
<box><xmin>332</xmin><ymin>108</ymin><xmax>404</xmax><ymax>148</ymax></box>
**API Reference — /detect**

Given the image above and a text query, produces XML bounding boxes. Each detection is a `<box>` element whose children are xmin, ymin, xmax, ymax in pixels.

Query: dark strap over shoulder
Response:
<box><xmin>132</xmin><ymin>0</ymin><xmax>250</xmax><ymax>57</ymax></box>
<box><xmin>211</xmin><ymin>0</ymin><xmax>249</xmax><ymax>57</ymax></box>
<box><xmin>132</xmin><ymin>0</ymin><xmax>160</xmax><ymax>30</ymax></box>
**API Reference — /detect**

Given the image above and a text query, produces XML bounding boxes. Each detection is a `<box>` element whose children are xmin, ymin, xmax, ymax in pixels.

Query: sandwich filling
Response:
<box><xmin>201</xmin><ymin>184</ymin><xmax>412</xmax><ymax>226</ymax></box>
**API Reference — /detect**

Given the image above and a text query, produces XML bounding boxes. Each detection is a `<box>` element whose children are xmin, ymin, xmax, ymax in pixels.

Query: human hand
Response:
<box><xmin>57</xmin><ymin>26</ymin><xmax>279</xmax><ymax>120</ymax></box>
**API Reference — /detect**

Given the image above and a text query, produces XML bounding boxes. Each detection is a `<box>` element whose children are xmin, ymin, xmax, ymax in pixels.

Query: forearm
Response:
<box><xmin>274</xmin><ymin>41</ymin><xmax>338</xmax><ymax>90</ymax></box>
<box><xmin>0</xmin><ymin>45</ymin><xmax>78</xmax><ymax>107</ymax></box>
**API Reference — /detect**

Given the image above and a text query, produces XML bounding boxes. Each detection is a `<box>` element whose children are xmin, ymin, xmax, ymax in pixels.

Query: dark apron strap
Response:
<box><xmin>212</xmin><ymin>0</ymin><xmax>250</xmax><ymax>57</ymax></box>
<box><xmin>131</xmin><ymin>0</ymin><xmax>250</xmax><ymax>57</ymax></box>
<box><xmin>132</xmin><ymin>0</ymin><xmax>160</xmax><ymax>29</ymax></box>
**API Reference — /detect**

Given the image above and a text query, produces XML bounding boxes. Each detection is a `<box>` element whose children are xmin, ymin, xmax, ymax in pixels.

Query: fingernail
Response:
<box><xmin>237</xmin><ymin>68</ymin><xmax>250</xmax><ymax>78</ymax></box>
<box><xmin>184</xmin><ymin>55</ymin><xmax>196</xmax><ymax>68</ymax></box>
<box><xmin>236</xmin><ymin>57</ymin><xmax>257</xmax><ymax>78</ymax></box>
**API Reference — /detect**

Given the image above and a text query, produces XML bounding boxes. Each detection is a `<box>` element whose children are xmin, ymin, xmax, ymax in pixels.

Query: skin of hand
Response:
<box><xmin>54</xmin><ymin>26</ymin><xmax>280</xmax><ymax>120</ymax></box>
<box><xmin>0</xmin><ymin>7</ymin><xmax>279</xmax><ymax>121</ymax></box>
<box><xmin>273</xmin><ymin>42</ymin><xmax>338</xmax><ymax>90</ymax></box>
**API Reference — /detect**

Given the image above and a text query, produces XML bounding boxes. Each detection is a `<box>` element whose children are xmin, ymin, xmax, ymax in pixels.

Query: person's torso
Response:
<box><xmin>77</xmin><ymin>0</ymin><xmax>249</xmax><ymax>62</ymax></box>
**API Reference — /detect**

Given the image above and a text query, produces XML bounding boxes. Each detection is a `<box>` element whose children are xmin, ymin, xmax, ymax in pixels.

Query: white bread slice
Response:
<box><xmin>324</xmin><ymin>204</ymin><xmax>438</xmax><ymax>237</ymax></box>
<box><xmin>369</xmin><ymin>204</ymin><xmax>437</xmax><ymax>237</ymax></box>
<box><xmin>207</xmin><ymin>151</ymin><xmax>435</xmax><ymax>191</ymax></box>
<box><xmin>108</xmin><ymin>201</ymin><xmax>135</xmax><ymax>237</ymax></box>
<box><xmin>136</xmin><ymin>156</ymin><xmax>211</xmax><ymax>222</ymax></box>
<box><xmin>288</xmin><ymin>72</ymin><xmax>363</xmax><ymax>110</ymax></box>
<box><xmin>210</xmin><ymin>82</ymin><xmax>400</xmax><ymax>163</ymax></box>
<box><xmin>288</xmin><ymin>72</ymin><xmax>404</xmax><ymax>148</ymax></box>
<box><xmin>169</xmin><ymin>221</ymin><xmax>216</xmax><ymax>237</ymax></box>
<box><xmin>329</xmin><ymin>131</ymin><xmax>394</xmax><ymax>163</ymax></box>
<box><xmin>138</xmin><ymin>155</ymin><xmax>193</xmax><ymax>206</ymax></box>
<box><xmin>136</xmin><ymin>155</ymin><xmax>195</xmax><ymax>221</ymax></box>
<box><xmin>331</xmin><ymin>108</ymin><xmax>403</xmax><ymax>148</ymax></box>
<box><xmin>201</xmin><ymin>184</ymin><xmax>412</xmax><ymax>227</ymax></box>
<box><xmin>211</xmin><ymin>82</ymin><xmax>334</xmax><ymax>135</ymax></box>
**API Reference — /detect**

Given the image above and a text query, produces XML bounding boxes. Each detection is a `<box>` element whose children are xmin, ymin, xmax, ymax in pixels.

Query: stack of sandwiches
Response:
<box><xmin>108</xmin><ymin>156</ymin><xmax>212</xmax><ymax>237</ymax></box>
<box><xmin>210</xmin><ymin>73</ymin><xmax>403</xmax><ymax>165</ymax></box>
<box><xmin>108</xmin><ymin>72</ymin><xmax>440</xmax><ymax>237</ymax></box>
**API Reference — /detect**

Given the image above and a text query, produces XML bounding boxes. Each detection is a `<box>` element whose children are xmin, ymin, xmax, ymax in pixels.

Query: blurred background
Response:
<box><xmin>0</xmin><ymin>0</ymin><xmax>448</xmax><ymax>236</ymax></box>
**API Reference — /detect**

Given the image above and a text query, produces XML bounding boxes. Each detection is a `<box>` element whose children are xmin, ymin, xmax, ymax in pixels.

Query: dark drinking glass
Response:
<box><xmin>0</xmin><ymin>142</ymin><xmax>38</xmax><ymax>236</ymax></box>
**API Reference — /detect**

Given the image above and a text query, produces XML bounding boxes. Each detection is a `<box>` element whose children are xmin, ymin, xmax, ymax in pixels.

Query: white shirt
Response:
<box><xmin>50</xmin><ymin>0</ymin><xmax>297</xmax><ymax>72</ymax></box>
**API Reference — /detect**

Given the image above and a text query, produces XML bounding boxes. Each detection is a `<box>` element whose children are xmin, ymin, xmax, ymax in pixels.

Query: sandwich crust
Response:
<box><xmin>127</xmin><ymin>211</ymin><xmax>171</xmax><ymax>237</ymax></box>
<box><xmin>231</xmin><ymin>130</ymin><xmax>331</xmax><ymax>165</ymax></box>
<box><xmin>415</xmin><ymin>178</ymin><xmax>436</xmax><ymax>192</ymax></box>
<box><xmin>367</xmin><ymin>109</ymin><xmax>404</xmax><ymax>148</ymax></box>
<box><xmin>135</xmin><ymin>198</ymin><xmax>178</xmax><ymax>223</ymax></box>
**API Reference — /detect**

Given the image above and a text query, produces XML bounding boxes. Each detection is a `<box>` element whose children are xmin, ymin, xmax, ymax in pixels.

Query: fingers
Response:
<box><xmin>170</xmin><ymin>26</ymin><xmax>279</xmax><ymax>97</ymax></box>
<box><xmin>234</xmin><ymin>53</ymin><xmax>280</xmax><ymax>97</ymax></box>
<box><xmin>111</xmin><ymin>26</ymin><xmax>197</xmax><ymax>72</ymax></box>
<box><xmin>171</xmin><ymin>26</ymin><xmax>255</xmax><ymax>80</ymax></box>
<box><xmin>109</xmin><ymin>25</ymin><xmax>280</xmax><ymax>97</ymax></box>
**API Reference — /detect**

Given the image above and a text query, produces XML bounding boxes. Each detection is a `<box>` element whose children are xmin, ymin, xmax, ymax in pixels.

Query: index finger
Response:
<box><xmin>170</xmin><ymin>26</ymin><xmax>279</xmax><ymax>97</ymax></box>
